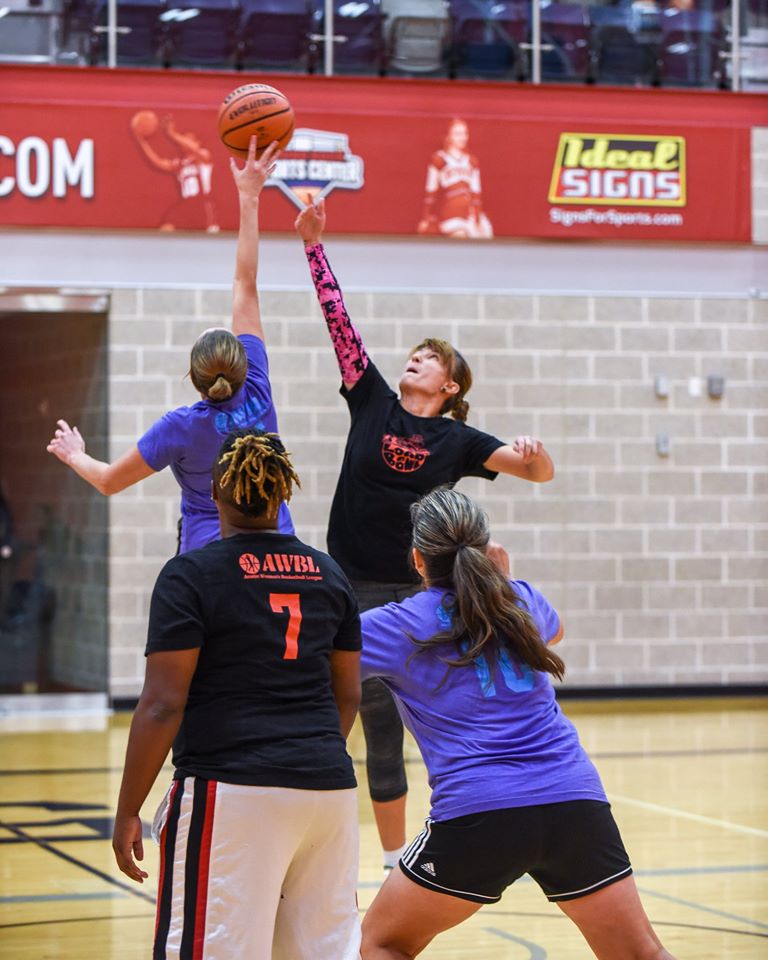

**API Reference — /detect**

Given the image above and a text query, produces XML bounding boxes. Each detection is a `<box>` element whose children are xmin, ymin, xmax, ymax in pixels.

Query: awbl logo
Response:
<box><xmin>239</xmin><ymin>552</ymin><xmax>322</xmax><ymax>580</ymax></box>
<box><xmin>548</xmin><ymin>133</ymin><xmax>686</xmax><ymax>207</ymax></box>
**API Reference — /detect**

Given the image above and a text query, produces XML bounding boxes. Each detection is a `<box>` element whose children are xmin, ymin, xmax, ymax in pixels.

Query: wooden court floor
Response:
<box><xmin>1</xmin><ymin>697</ymin><xmax>766</xmax><ymax>959</ymax></box>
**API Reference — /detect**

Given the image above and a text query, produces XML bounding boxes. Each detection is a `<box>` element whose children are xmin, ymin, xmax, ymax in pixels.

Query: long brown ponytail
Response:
<box><xmin>409</xmin><ymin>488</ymin><xmax>565</xmax><ymax>681</ymax></box>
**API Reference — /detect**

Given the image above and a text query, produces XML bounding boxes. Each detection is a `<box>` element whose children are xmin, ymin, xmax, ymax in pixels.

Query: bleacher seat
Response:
<box><xmin>659</xmin><ymin>7</ymin><xmax>725</xmax><ymax>87</ymax></box>
<box><xmin>237</xmin><ymin>0</ymin><xmax>315</xmax><ymax>72</ymax></box>
<box><xmin>539</xmin><ymin>1</ymin><xmax>591</xmax><ymax>81</ymax></box>
<box><xmin>449</xmin><ymin>0</ymin><xmax>526</xmax><ymax>79</ymax></box>
<box><xmin>590</xmin><ymin>4</ymin><xmax>660</xmax><ymax>86</ymax></box>
<box><xmin>90</xmin><ymin>0</ymin><xmax>167</xmax><ymax>65</ymax></box>
<box><xmin>311</xmin><ymin>0</ymin><xmax>387</xmax><ymax>75</ymax></box>
<box><xmin>162</xmin><ymin>0</ymin><xmax>240</xmax><ymax>68</ymax></box>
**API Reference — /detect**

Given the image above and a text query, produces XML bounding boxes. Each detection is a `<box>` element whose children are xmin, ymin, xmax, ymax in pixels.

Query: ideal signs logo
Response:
<box><xmin>267</xmin><ymin>128</ymin><xmax>364</xmax><ymax>209</ymax></box>
<box><xmin>548</xmin><ymin>133</ymin><xmax>686</xmax><ymax>207</ymax></box>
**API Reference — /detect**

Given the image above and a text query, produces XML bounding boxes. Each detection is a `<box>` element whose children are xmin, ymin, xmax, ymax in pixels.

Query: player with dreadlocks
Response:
<box><xmin>113</xmin><ymin>429</ymin><xmax>363</xmax><ymax>960</ymax></box>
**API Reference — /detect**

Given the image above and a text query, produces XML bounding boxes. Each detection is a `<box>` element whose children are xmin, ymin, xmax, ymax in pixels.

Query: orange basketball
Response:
<box><xmin>131</xmin><ymin>109</ymin><xmax>158</xmax><ymax>138</ymax></box>
<box><xmin>217</xmin><ymin>84</ymin><xmax>294</xmax><ymax>159</ymax></box>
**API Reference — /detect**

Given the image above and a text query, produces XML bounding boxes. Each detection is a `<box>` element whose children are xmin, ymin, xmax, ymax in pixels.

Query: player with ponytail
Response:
<box><xmin>360</xmin><ymin>487</ymin><xmax>675</xmax><ymax>960</ymax></box>
<box><xmin>294</xmin><ymin>198</ymin><xmax>555</xmax><ymax>870</ymax></box>
<box><xmin>47</xmin><ymin>138</ymin><xmax>293</xmax><ymax>554</ymax></box>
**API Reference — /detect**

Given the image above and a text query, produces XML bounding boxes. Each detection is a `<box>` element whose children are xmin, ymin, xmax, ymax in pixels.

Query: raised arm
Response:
<box><xmin>484</xmin><ymin>435</ymin><xmax>555</xmax><ymax>483</ymax></box>
<box><xmin>295</xmin><ymin>199</ymin><xmax>369</xmax><ymax>391</ymax></box>
<box><xmin>46</xmin><ymin>419</ymin><xmax>155</xmax><ymax>495</ymax></box>
<box><xmin>132</xmin><ymin>132</ymin><xmax>177</xmax><ymax>174</ymax></box>
<box><xmin>229</xmin><ymin>138</ymin><xmax>280</xmax><ymax>340</ymax></box>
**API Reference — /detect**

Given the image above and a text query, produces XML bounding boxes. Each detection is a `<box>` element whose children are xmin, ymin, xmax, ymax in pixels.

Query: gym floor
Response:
<box><xmin>1</xmin><ymin>697</ymin><xmax>766</xmax><ymax>959</ymax></box>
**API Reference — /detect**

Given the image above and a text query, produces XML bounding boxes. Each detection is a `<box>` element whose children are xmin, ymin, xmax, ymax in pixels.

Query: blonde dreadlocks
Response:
<box><xmin>215</xmin><ymin>430</ymin><xmax>300</xmax><ymax>519</ymax></box>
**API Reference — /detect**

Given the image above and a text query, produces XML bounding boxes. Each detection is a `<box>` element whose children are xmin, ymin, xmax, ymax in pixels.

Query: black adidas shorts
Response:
<box><xmin>399</xmin><ymin>800</ymin><xmax>632</xmax><ymax>904</ymax></box>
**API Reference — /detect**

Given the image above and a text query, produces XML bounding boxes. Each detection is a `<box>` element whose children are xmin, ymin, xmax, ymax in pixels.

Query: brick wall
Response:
<box><xmin>107</xmin><ymin>288</ymin><xmax>767</xmax><ymax>697</ymax></box>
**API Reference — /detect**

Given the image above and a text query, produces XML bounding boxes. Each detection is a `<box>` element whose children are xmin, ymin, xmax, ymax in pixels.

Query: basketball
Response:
<box><xmin>217</xmin><ymin>84</ymin><xmax>294</xmax><ymax>159</ymax></box>
<box><xmin>131</xmin><ymin>109</ymin><xmax>158</xmax><ymax>138</ymax></box>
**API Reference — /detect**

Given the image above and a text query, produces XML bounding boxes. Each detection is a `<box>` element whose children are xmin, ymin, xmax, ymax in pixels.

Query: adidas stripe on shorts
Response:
<box><xmin>400</xmin><ymin>799</ymin><xmax>632</xmax><ymax>904</ymax></box>
<box><xmin>152</xmin><ymin>777</ymin><xmax>361</xmax><ymax>959</ymax></box>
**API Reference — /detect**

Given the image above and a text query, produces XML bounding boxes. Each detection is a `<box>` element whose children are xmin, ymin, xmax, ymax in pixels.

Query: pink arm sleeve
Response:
<box><xmin>304</xmin><ymin>243</ymin><xmax>369</xmax><ymax>384</ymax></box>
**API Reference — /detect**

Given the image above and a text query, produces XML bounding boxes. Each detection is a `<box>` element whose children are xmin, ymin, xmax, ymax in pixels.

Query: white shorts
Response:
<box><xmin>152</xmin><ymin>778</ymin><xmax>361</xmax><ymax>960</ymax></box>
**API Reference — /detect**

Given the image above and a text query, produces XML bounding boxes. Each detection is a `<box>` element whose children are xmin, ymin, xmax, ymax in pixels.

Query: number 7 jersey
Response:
<box><xmin>146</xmin><ymin>531</ymin><xmax>361</xmax><ymax>790</ymax></box>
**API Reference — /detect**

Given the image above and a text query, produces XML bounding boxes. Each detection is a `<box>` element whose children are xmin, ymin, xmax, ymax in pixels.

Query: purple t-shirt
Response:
<box><xmin>361</xmin><ymin>581</ymin><xmax>606</xmax><ymax>821</ymax></box>
<box><xmin>137</xmin><ymin>334</ymin><xmax>293</xmax><ymax>554</ymax></box>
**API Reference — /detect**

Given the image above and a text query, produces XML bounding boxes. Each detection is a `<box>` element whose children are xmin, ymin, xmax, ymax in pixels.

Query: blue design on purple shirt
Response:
<box><xmin>361</xmin><ymin>581</ymin><xmax>606</xmax><ymax>821</ymax></box>
<box><xmin>137</xmin><ymin>334</ymin><xmax>293</xmax><ymax>554</ymax></box>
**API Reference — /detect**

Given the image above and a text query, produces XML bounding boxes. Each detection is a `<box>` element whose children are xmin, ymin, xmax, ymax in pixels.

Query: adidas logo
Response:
<box><xmin>420</xmin><ymin>861</ymin><xmax>436</xmax><ymax>877</ymax></box>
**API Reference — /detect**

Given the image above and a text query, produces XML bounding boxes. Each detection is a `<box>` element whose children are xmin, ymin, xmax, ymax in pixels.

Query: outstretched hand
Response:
<box><xmin>47</xmin><ymin>419</ymin><xmax>85</xmax><ymax>465</ymax></box>
<box><xmin>512</xmin><ymin>435</ymin><xmax>543</xmax><ymax>465</ymax></box>
<box><xmin>295</xmin><ymin>196</ymin><xmax>326</xmax><ymax>245</ymax></box>
<box><xmin>229</xmin><ymin>136</ymin><xmax>280</xmax><ymax>200</ymax></box>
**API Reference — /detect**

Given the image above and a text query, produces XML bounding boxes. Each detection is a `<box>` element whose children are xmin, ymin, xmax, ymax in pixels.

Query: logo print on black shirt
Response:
<box><xmin>381</xmin><ymin>433</ymin><xmax>430</xmax><ymax>473</ymax></box>
<box><xmin>238</xmin><ymin>551</ymin><xmax>323</xmax><ymax>581</ymax></box>
<box><xmin>239</xmin><ymin>553</ymin><xmax>261</xmax><ymax>575</ymax></box>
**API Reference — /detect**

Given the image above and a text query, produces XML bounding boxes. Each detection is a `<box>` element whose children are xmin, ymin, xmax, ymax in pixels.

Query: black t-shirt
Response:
<box><xmin>146</xmin><ymin>531</ymin><xmax>361</xmax><ymax>790</ymax></box>
<box><xmin>328</xmin><ymin>363</ymin><xmax>505</xmax><ymax>583</ymax></box>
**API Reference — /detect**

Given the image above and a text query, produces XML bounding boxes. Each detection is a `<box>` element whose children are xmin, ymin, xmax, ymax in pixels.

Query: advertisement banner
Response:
<box><xmin>0</xmin><ymin>66</ymin><xmax>756</xmax><ymax>242</ymax></box>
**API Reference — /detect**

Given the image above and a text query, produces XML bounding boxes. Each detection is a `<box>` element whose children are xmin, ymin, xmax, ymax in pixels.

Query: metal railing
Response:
<box><xmin>4</xmin><ymin>0</ymin><xmax>765</xmax><ymax>93</ymax></box>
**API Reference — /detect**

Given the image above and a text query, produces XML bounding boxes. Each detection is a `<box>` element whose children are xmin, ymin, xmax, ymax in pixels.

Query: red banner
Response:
<box><xmin>0</xmin><ymin>65</ymin><xmax>757</xmax><ymax>242</ymax></box>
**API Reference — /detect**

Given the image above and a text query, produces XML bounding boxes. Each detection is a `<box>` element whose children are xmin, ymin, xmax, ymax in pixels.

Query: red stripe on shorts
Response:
<box><xmin>155</xmin><ymin>780</ymin><xmax>181</xmax><ymax>941</ymax></box>
<box><xmin>192</xmin><ymin>780</ymin><xmax>218</xmax><ymax>960</ymax></box>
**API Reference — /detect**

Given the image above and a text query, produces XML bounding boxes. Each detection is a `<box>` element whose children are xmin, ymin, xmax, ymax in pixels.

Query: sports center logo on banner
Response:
<box><xmin>267</xmin><ymin>128</ymin><xmax>364</xmax><ymax>209</ymax></box>
<box><xmin>548</xmin><ymin>133</ymin><xmax>686</xmax><ymax>207</ymax></box>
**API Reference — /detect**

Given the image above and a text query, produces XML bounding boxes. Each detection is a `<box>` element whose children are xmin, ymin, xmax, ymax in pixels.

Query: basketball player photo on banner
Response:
<box><xmin>130</xmin><ymin>109</ymin><xmax>220</xmax><ymax>232</ymax></box>
<box><xmin>416</xmin><ymin>118</ymin><xmax>494</xmax><ymax>240</ymax></box>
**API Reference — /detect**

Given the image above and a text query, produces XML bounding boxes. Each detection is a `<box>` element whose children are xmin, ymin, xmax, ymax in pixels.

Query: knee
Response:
<box><xmin>360</xmin><ymin>929</ymin><xmax>415</xmax><ymax>960</ymax></box>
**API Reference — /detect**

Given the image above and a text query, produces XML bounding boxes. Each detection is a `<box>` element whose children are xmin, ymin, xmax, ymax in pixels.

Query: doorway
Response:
<box><xmin>0</xmin><ymin>294</ymin><xmax>109</xmax><ymax>695</ymax></box>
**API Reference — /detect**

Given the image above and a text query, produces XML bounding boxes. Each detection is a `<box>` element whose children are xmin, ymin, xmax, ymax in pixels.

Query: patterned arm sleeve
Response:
<box><xmin>304</xmin><ymin>243</ymin><xmax>369</xmax><ymax>384</ymax></box>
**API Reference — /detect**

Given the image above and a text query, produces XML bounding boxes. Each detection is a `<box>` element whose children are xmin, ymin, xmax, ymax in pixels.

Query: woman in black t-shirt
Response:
<box><xmin>112</xmin><ymin>429</ymin><xmax>362</xmax><ymax>960</ymax></box>
<box><xmin>295</xmin><ymin>199</ymin><xmax>555</xmax><ymax>870</ymax></box>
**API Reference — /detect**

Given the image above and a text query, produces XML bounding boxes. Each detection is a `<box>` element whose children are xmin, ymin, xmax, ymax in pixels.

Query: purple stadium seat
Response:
<box><xmin>539</xmin><ymin>2</ymin><xmax>591</xmax><ymax>81</ymax></box>
<box><xmin>449</xmin><ymin>0</ymin><xmax>527</xmax><ymax>79</ymax></box>
<box><xmin>659</xmin><ymin>8</ymin><xmax>725</xmax><ymax>87</ymax></box>
<box><xmin>237</xmin><ymin>0</ymin><xmax>315</xmax><ymax>72</ymax></box>
<box><xmin>90</xmin><ymin>0</ymin><xmax>168</xmax><ymax>65</ymax></box>
<box><xmin>589</xmin><ymin>4</ymin><xmax>661</xmax><ymax>86</ymax></box>
<box><xmin>311</xmin><ymin>0</ymin><xmax>387</xmax><ymax>75</ymax></box>
<box><xmin>163</xmin><ymin>0</ymin><xmax>240</xmax><ymax>67</ymax></box>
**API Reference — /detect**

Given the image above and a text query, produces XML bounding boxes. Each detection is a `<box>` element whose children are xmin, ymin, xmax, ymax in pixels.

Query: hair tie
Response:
<box><xmin>213</xmin><ymin>372</ymin><xmax>227</xmax><ymax>381</ymax></box>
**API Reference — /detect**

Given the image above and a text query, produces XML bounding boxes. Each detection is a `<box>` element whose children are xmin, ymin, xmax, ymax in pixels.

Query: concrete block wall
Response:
<box><xmin>107</xmin><ymin>288</ymin><xmax>767</xmax><ymax>697</ymax></box>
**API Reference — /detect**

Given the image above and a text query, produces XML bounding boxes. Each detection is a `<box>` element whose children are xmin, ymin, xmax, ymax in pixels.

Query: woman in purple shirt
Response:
<box><xmin>360</xmin><ymin>487</ymin><xmax>675</xmax><ymax>960</ymax></box>
<box><xmin>46</xmin><ymin>138</ymin><xmax>292</xmax><ymax>554</ymax></box>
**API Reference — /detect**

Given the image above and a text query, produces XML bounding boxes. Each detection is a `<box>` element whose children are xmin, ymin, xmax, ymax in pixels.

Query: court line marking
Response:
<box><xmin>480</xmin><ymin>909</ymin><xmax>768</xmax><ymax>939</ymax></box>
<box><xmin>0</xmin><ymin>892</ymin><xmax>126</xmax><ymax>903</ymax></box>
<box><xmin>609</xmin><ymin>793</ymin><xmax>768</xmax><ymax>839</ymax></box>
<box><xmin>0</xmin><ymin>913</ymin><xmax>154</xmax><ymax>931</ymax></box>
<box><xmin>484</xmin><ymin>927</ymin><xmax>548</xmax><ymax>957</ymax></box>
<box><xmin>636</xmin><ymin>886</ymin><xmax>768</xmax><ymax>932</ymax></box>
<box><xmin>0</xmin><ymin>821</ymin><xmax>155</xmax><ymax>905</ymax></box>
